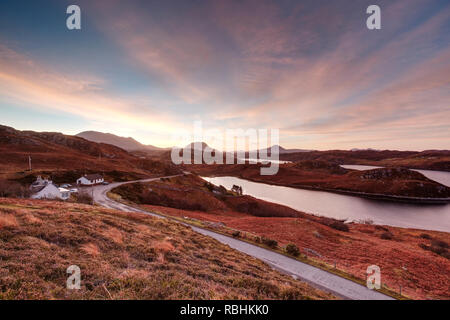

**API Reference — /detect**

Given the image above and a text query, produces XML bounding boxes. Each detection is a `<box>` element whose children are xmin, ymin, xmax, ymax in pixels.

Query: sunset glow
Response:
<box><xmin>1</xmin><ymin>0</ymin><xmax>449</xmax><ymax>150</ymax></box>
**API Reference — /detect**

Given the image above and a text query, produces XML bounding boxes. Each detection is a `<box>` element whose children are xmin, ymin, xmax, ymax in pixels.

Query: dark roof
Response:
<box><xmin>84</xmin><ymin>174</ymin><xmax>103</xmax><ymax>181</ymax></box>
<box><xmin>32</xmin><ymin>185</ymin><xmax>46</xmax><ymax>193</ymax></box>
<box><xmin>31</xmin><ymin>183</ymin><xmax>55</xmax><ymax>193</ymax></box>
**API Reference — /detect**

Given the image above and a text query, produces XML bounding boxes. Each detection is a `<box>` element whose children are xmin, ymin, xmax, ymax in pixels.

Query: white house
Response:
<box><xmin>77</xmin><ymin>174</ymin><xmax>104</xmax><ymax>186</ymax></box>
<box><xmin>31</xmin><ymin>183</ymin><xmax>67</xmax><ymax>200</ymax></box>
<box><xmin>30</xmin><ymin>176</ymin><xmax>71</xmax><ymax>200</ymax></box>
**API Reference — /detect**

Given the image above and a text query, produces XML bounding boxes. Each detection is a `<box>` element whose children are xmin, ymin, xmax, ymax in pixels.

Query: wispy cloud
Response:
<box><xmin>0</xmin><ymin>43</ymin><xmax>188</xmax><ymax>142</ymax></box>
<box><xmin>1</xmin><ymin>0</ymin><xmax>449</xmax><ymax>150</ymax></box>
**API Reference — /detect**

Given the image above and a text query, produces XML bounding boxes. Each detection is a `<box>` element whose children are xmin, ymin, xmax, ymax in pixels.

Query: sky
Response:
<box><xmin>0</xmin><ymin>0</ymin><xmax>449</xmax><ymax>151</ymax></box>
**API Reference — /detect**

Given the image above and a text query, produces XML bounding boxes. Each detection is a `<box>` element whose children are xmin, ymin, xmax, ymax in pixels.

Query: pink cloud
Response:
<box><xmin>0</xmin><ymin>44</ymin><xmax>186</xmax><ymax>138</ymax></box>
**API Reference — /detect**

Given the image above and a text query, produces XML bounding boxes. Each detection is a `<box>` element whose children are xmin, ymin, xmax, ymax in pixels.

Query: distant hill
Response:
<box><xmin>0</xmin><ymin>125</ymin><xmax>180</xmax><ymax>182</ymax></box>
<box><xmin>254</xmin><ymin>145</ymin><xmax>313</xmax><ymax>154</ymax></box>
<box><xmin>0</xmin><ymin>125</ymin><xmax>131</xmax><ymax>160</ymax></box>
<box><xmin>279</xmin><ymin>149</ymin><xmax>450</xmax><ymax>171</ymax></box>
<box><xmin>76</xmin><ymin>131</ymin><xmax>167</xmax><ymax>152</ymax></box>
<box><xmin>350</xmin><ymin>148</ymin><xmax>380</xmax><ymax>152</ymax></box>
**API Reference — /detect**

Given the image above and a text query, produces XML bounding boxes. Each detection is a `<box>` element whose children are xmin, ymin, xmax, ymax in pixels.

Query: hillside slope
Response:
<box><xmin>111</xmin><ymin>175</ymin><xmax>450</xmax><ymax>300</ymax></box>
<box><xmin>0</xmin><ymin>198</ymin><xmax>334</xmax><ymax>300</ymax></box>
<box><xmin>189</xmin><ymin>162</ymin><xmax>450</xmax><ymax>199</ymax></box>
<box><xmin>280</xmin><ymin>150</ymin><xmax>450</xmax><ymax>171</ymax></box>
<box><xmin>0</xmin><ymin>125</ymin><xmax>180</xmax><ymax>182</ymax></box>
<box><xmin>76</xmin><ymin>131</ymin><xmax>166</xmax><ymax>152</ymax></box>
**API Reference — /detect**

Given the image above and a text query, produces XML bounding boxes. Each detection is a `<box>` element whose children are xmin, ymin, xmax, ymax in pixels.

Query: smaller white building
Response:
<box><xmin>30</xmin><ymin>176</ymin><xmax>71</xmax><ymax>200</ymax></box>
<box><xmin>77</xmin><ymin>174</ymin><xmax>104</xmax><ymax>186</ymax></box>
<box><xmin>58</xmin><ymin>187</ymin><xmax>71</xmax><ymax>200</ymax></box>
<box><xmin>31</xmin><ymin>184</ymin><xmax>67</xmax><ymax>200</ymax></box>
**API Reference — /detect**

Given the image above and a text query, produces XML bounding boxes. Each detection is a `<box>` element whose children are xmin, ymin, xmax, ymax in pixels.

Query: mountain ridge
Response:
<box><xmin>0</xmin><ymin>124</ymin><xmax>180</xmax><ymax>181</ymax></box>
<box><xmin>76</xmin><ymin>131</ymin><xmax>168</xmax><ymax>152</ymax></box>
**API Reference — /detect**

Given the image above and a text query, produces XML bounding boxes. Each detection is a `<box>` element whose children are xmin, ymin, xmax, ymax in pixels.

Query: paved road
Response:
<box><xmin>92</xmin><ymin>176</ymin><xmax>394</xmax><ymax>300</ymax></box>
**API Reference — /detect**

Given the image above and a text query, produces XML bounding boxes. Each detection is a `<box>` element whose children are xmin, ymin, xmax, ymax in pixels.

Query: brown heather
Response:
<box><xmin>0</xmin><ymin>198</ymin><xmax>335</xmax><ymax>300</ymax></box>
<box><xmin>115</xmin><ymin>175</ymin><xmax>450</xmax><ymax>300</ymax></box>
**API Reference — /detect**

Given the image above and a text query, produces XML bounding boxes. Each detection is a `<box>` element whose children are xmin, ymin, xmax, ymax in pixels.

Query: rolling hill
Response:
<box><xmin>0</xmin><ymin>197</ymin><xmax>334</xmax><ymax>300</ymax></box>
<box><xmin>76</xmin><ymin>131</ymin><xmax>167</xmax><ymax>152</ymax></box>
<box><xmin>75</xmin><ymin>130</ymin><xmax>449</xmax><ymax>171</ymax></box>
<box><xmin>279</xmin><ymin>149</ymin><xmax>450</xmax><ymax>171</ymax></box>
<box><xmin>0</xmin><ymin>125</ymin><xmax>180</xmax><ymax>183</ymax></box>
<box><xmin>188</xmin><ymin>161</ymin><xmax>450</xmax><ymax>200</ymax></box>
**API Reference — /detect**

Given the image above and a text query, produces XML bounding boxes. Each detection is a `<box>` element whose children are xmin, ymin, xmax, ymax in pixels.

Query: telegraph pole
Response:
<box><xmin>28</xmin><ymin>156</ymin><xmax>32</xmax><ymax>171</ymax></box>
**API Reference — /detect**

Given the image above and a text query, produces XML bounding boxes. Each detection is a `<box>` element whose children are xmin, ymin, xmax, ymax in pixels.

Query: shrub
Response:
<box><xmin>0</xmin><ymin>180</ymin><xmax>31</xmax><ymax>198</ymax></box>
<box><xmin>418</xmin><ymin>243</ymin><xmax>428</xmax><ymax>250</ymax></box>
<box><xmin>380</xmin><ymin>232</ymin><xmax>394</xmax><ymax>240</ymax></box>
<box><xmin>419</xmin><ymin>233</ymin><xmax>432</xmax><ymax>240</ymax></box>
<box><xmin>280</xmin><ymin>287</ymin><xmax>304</xmax><ymax>300</ymax></box>
<box><xmin>441</xmin><ymin>251</ymin><xmax>450</xmax><ymax>259</ymax></box>
<box><xmin>261</xmin><ymin>237</ymin><xmax>278</xmax><ymax>248</ymax></box>
<box><xmin>204</xmin><ymin>182</ymin><xmax>214</xmax><ymax>192</ymax></box>
<box><xmin>375</xmin><ymin>225</ymin><xmax>389</xmax><ymax>232</ymax></box>
<box><xmin>329</xmin><ymin>221</ymin><xmax>349</xmax><ymax>232</ymax></box>
<box><xmin>232</xmin><ymin>231</ymin><xmax>240</xmax><ymax>238</ymax></box>
<box><xmin>76</xmin><ymin>191</ymin><xmax>93</xmax><ymax>204</ymax></box>
<box><xmin>431</xmin><ymin>239</ymin><xmax>448</xmax><ymax>249</ymax></box>
<box><xmin>418</xmin><ymin>241</ymin><xmax>449</xmax><ymax>259</ymax></box>
<box><xmin>429</xmin><ymin>244</ymin><xmax>446</xmax><ymax>255</ymax></box>
<box><xmin>285</xmin><ymin>243</ymin><xmax>300</xmax><ymax>257</ymax></box>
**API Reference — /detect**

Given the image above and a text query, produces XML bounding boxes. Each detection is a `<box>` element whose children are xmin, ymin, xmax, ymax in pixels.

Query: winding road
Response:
<box><xmin>91</xmin><ymin>175</ymin><xmax>394</xmax><ymax>300</ymax></box>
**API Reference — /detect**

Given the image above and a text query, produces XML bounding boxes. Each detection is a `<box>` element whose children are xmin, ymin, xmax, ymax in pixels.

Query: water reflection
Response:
<box><xmin>203</xmin><ymin>176</ymin><xmax>450</xmax><ymax>232</ymax></box>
